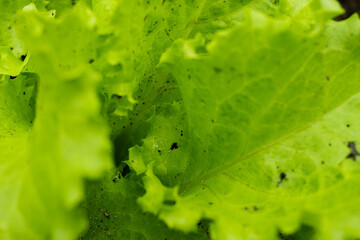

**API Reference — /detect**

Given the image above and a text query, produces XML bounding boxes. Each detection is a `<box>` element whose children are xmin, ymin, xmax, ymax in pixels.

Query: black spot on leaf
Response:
<box><xmin>280</xmin><ymin>172</ymin><xmax>286</xmax><ymax>181</ymax></box>
<box><xmin>170</xmin><ymin>142</ymin><xmax>178</xmax><ymax>150</ymax></box>
<box><xmin>277</xmin><ymin>172</ymin><xmax>287</xmax><ymax>186</ymax></box>
<box><xmin>347</xmin><ymin>141</ymin><xmax>360</xmax><ymax>161</ymax></box>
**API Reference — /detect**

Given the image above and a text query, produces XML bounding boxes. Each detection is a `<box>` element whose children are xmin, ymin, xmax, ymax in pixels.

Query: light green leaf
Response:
<box><xmin>0</xmin><ymin>4</ymin><xmax>112</xmax><ymax>239</ymax></box>
<box><xmin>137</xmin><ymin>7</ymin><xmax>360</xmax><ymax>240</ymax></box>
<box><xmin>161</xmin><ymin>9</ymin><xmax>360</xmax><ymax>187</ymax></box>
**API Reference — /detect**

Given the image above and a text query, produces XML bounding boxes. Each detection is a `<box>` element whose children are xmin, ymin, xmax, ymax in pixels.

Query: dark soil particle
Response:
<box><xmin>277</xmin><ymin>172</ymin><xmax>287</xmax><ymax>187</ymax></box>
<box><xmin>280</xmin><ymin>172</ymin><xmax>286</xmax><ymax>181</ymax></box>
<box><xmin>347</xmin><ymin>141</ymin><xmax>360</xmax><ymax>161</ymax></box>
<box><xmin>170</xmin><ymin>142</ymin><xmax>178</xmax><ymax>150</ymax></box>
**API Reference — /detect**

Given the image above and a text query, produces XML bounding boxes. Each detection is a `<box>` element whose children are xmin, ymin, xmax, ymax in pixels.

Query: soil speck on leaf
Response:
<box><xmin>277</xmin><ymin>172</ymin><xmax>287</xmax><ymax>186</ymax></box>
<box><xmin>280</xmin><ymin>172</ymin><xmax>286</xmax><ymax>181</ymax></box>
<box><xmin>170</xmin><ymin>142</ymin><xmax>178</xmax><ymax>150</ymax></box>
<box><xmin>347</xmin><ymin>141</ymin><xmax>360</xmax><ymax>161</ymax></box>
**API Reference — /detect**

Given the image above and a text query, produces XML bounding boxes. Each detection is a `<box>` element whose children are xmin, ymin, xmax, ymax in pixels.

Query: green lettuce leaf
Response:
<box><xmin>135</xmin><ymin>5</ymin><xmax>360</xmax><ymax>240</ymax></box>
<box><xmin>0</xmin><ymin>3</ymin><xmax>112</xmax><ymax>239</ymax></box>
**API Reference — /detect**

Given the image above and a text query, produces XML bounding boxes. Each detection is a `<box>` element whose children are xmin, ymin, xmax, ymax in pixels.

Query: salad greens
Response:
<box><xmin>1</xmin><ymin>0</ymin><xmax>360</xmax><ymax>239</ymax></box>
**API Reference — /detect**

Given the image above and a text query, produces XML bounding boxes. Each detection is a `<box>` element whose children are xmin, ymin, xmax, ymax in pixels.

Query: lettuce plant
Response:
<box><xmin>1</xmin><ymin>0</ymin><xmax>360</xmax><ymax>239</ymax></box>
